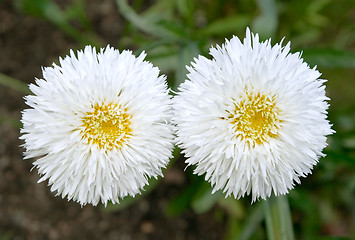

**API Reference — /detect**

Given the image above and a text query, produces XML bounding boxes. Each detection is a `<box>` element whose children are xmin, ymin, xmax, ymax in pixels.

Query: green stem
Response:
<box><xmin>277</xmin><ymin>195</ymin><xmax>295</xmax><ymax>240</ymax></box>
<box><xmin>264</xmin><ymin>198</ymin><xmax>277</xmax><ymax>240</ymax></box>
<box><xmin>263</xmin><ymin>195</ymin><xmax>295</xmax><ymax>240</ymax></box>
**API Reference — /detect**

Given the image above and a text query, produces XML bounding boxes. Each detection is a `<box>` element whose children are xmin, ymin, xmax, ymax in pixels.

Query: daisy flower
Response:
<box><xmin>20</xmin><ymin>46</ymin><xmax>174</xmax><ymax>206</ymax></box>
<box><xmin>173</xmin><ymin>28</ymin><xmax>334</xmax><ymax>201</ymax></box>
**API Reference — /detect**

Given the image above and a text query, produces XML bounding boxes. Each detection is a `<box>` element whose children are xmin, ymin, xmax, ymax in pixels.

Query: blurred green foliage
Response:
<box><xmin>2</xmin><ymin>0</ymin><xmax>354</xmax><ymax>239</ymax></box>
<box><xmin>13</xmin><ymin>0</ymin><xmax>97</xmax><ymax>44</ymax></box>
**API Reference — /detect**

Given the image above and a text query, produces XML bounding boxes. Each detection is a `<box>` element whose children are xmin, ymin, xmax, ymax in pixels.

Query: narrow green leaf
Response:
<box><xmin>219</xmin><ymin>198</ymin><xmax>245</xmax><ymax>240</ymax></box>
<box><xmin>238</xmin><ymin>202</ymin><xmax>264</xmax><ymax>240</ymax></box>
<box><xmin>138</xmin><ymin>43</ymin><xmax>179</xmax><ymax>74</ymax></box>
<box><xmin>191</xmin><ymin>182</ymin><xmax>223</xmax><ymax>214</ymax></box>
<box><xmin>165</xmin><ymin>186</ymin><xmax>196</xmax><ymax>216</ymax></box>
<box><xmin>252</xmin><ymin>0</ymin><xmax>278</xmax><ymax>39</ymax></box>
<box><xmin>103</xmin><ymin>177</ymin><xmax>159</xmax><ymax>211</ymax></box>
<box><xmin>175</xmin><ymin>0</ymin><xmax>191</xmax><ymax>19</ymax></box>
<box><xmin>289</xmin><ymin>190</ymin><xmax>321</xmax><ymax>239</ymax></box>
<box><xmin>316</xmin><ymin>238</ymin><xmax>352</xmax><ymax>240</ymax></box>
<box><xmin>14</xmin><ymin>0</ymin><xmax>97</xmax><ymax>45</ymax></box>
<box><xmin>0</xmin><ymin>116</ymin><xmax>22</xmax><ymax>129</ymax></box>
<box><xmin>197</xmin><ymin>15</ymin><xmax>250</xmax><ymax>37</ymax></box>
<box><xmin>165</xmin><ymin>174</ymin><xmax>205</xmax><ymax>216</ymax></box>
<box><xmin>116</xmin><ymin>0</ymin><xmax>184</xmax><ymax>41</ymax></box>
<box><xmin>263</xmin><ymin>196</ymin><xmax>295</xmax><ymax>240</ymax></box>
<box><xmin>157</xmin><ymin>19</ymin><xmax>188</xmax><ymax>39</ymax></box>
<box><xmin>174</xmin><ymin>0</ymin><xmax>194</xmax><ymax>28</ymax></box>
<box><xmin>264</xmin><ymin>199</ymin><xmax>277</xmax><ymax>240</ymax></box>
<box><xmin>276</xmin><ymin>196</ymin><xmax>295</xmax><ymax>240</ymax></box>
<box><xmin>0</xmin><ymin>73</ymin><xmax>31</xmax><ymax>95</ymax></box>
<box><xmin>140</xmin><ymin>0</ymin><xmax>175</xmax><ymax>22</ymax></box>
<box><xmin>14</xmin><ymin>0</ymin><xmax>49</xmax><ymax>17</ymax></box>
<box><xmin>64</xmin><ymin>0</ymin><xmax>92</xmax><ymax>30</ymax></box>
<box><xmin>42</xmin><ymin>3</ymin><xmax>97</xmax><ymax>45</ymax></box>
<box><xmin>174</xmin><ymin>42</ymin><xmax>200</xmax><ymax>90</ymax></box>
<box><xmin>224</xmin><ymin>216</ymin><xmax>241</xmax><ymax>240</ymax></box>
<box><xmin>301</xmin><ymin>48</ymin><xmax>355</xmax><ymax>69</ymax></box>
<box><xmin>324</xmin><ymin>149</ymin><xmax>355</xmax><ymax>166</ymax></box>
<box><xmin>0</xmin><ymin>229</ymin><xmax>13</xmax><ymax>240</ymax></box>
<box><xmin>149</xmin><ymin>53</ymin><xmax>177</xmax><ymax>75</ymax></box>
<box><xmin>218</xmin><ymin>197</ymin><xmax>244</xmax><ymax>218</ymax></box>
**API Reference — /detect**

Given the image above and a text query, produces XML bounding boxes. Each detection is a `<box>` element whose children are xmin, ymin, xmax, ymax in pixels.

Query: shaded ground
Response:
<box><xmin>0</xmin><ymin>1</ymin><xmax>226</xmax><ymax>239</ymax></box>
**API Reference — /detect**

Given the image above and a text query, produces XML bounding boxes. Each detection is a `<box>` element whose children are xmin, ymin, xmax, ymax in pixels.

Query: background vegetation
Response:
<box><xmin>0</xmin><ymin>0</ymin><xmax>354</xmax><ymax>239</ymax></box>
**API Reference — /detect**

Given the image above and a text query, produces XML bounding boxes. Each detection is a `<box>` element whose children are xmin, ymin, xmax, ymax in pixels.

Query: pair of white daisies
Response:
<box><xmin>21</xmin><ymin>29</ymin><xmax>333</xmax><ymax>206</ymax></box>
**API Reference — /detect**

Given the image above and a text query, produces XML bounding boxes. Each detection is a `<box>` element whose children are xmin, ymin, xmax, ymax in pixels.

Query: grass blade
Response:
<box><xmin>0</xmin><ymin>73</ymin><xmax>31</xmax><ymax>95</ymax></box>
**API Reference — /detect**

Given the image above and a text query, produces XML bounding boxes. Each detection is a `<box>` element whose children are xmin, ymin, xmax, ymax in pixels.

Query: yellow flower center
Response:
<box><xmin>226</xmin><ymin>91</ymin><xmax>281</xmax><ymax>147</ymax></box>
<box><xmin>80</xmin><ymin>102</ymin><xmax>132</xmax><ymax>150</ymax></box>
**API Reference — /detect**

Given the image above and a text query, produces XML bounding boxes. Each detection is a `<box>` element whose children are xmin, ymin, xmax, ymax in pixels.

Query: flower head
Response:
<box><xmin>173</xmin><ymin>28</ymin><xmax>334</xmax><ymax>201</ymax></box>
<box><xmin>21</xmin><ymin>46</ymin><xmax>174</xmax><ymax>206</ymax></box>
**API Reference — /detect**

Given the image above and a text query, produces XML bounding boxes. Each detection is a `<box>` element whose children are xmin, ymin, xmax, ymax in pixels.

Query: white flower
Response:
<box><xmin>173</xmin><ymin>28</ymin><xmax>334</xmax><ymax>201</ymax></box>
<box><xmin>20</xmin><ymin>46</ymin><xmax>174</xmax><ymax>206</ymax></box>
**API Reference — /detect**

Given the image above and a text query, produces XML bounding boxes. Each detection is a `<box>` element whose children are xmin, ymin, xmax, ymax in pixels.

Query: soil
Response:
<box><xmin>0</xmin><ymin>0</ymin><xmax>226</xmax><ymax>239</ymax></box>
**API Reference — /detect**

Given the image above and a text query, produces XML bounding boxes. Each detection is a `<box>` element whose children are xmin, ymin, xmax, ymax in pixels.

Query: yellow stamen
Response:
<box><xmin>81</xmin><ymin>102</ymin><xmax>132</xmax><ymax>150</ymax></box>
<box><xmin>226</xmin><ymin>91</ymin><xmax>281</xmax><ymax>147</ymax></box>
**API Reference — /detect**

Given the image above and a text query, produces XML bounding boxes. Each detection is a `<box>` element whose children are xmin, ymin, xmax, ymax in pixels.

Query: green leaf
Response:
<box><xmin>0</xmin><ymin>73</ymin><xmax>31</xmax><ymax>95</ymax></box>
<box><xmin>157</xmin><ymin>19</ymin><xmax>189</xmax><ymax>39</ymax></box>
<box><xmin>191</xmin><ymin>181</ymin><xmax>223</xmax><ymax>214</ymax></box>
<box><xmin>276</xmin><ymin>196</ymin><xmax>295</xmax><ymax>240</ymax></box>
<box><xmin>264</xmin><ymin>198</ymin><xmax>277</xmax><ymax>240</ymax></box>
<box><xmin>0</xmin><ymin>116</ymin><xmax>22</xmax><ymax>129</ymax></box>
<box><xmin>116</xmin><ymin>0</ymin><xmax>184</xmax><ymax>41</ymax></box>
<box><xmin>165</xmin><ymin>173</ymin><xmax>205</xmax><ymax>216</ymax></box>
<box><xmin>224</xmin><ymin>216</ymin><xmax>242</xmax><ymax>240</ymax></box>
<box><xmin>14</xmin><ymin>0</ymin><xmax>97</xmax><ymax>45</ymax></box>
<box><xmin>174</xmin><ymin>0</ymin><xmax>194</xmax><ymax>28</ymax></box>
<box><xmin>14</xmin><ymin>0</ymin><xmax>50</xmax><ymax>17</ymax></box>
<box><xmin>103</xmin><ymin>177</ymin><xmax>159</xmax><ymax>212</ymax></box>
<box><xmin>174</xmin><ymin>41</ymin><xmax>200</xmax><ymax>91</ymax></box>
<box><xmin>263</xmin><ymin>196</ymin><xmax>295</xmax><ymax>240</ymax></box>
<box><xmin>139</xmin><ymin>43</ymin><xmax>179</xmax><ymax>74</ymax></box>
<box><xmin>315</xmin><ymin>238</ymin><xmax>352</xmax><ymax>240</ymax></box>
<box><xmin>218</xmin><ymin>197</ymin><xmax>244</xmax><ymax>218</ymax></box>
<box><xmin>64</xmin><ymin>0</ymin><xmax>92</xmax><ymax>30</ymax></box>
<box><xmin>14</xmin><ymin>0</ymin><xmax>68</xmax><ymax>30</ymax></box>
<box><xmin>175</xmin><ymin>0</ymin><xmax>192</xmax><ymax>19</ymax></box>
<box><xmin>289</xmin><ymin>190</ymin><xmax>322</xmax><ymax>239</ymax></box>
<box><xmin>0</xmin><ymin>229</ymin><xmax>13</xmax><ymax>240</ymax></box>
<box><xmin>197</xmin><ymin>15</ymin><xmax>250</xmax><ymax>37</ymax></box>
<box><xmin>252</xmin><ymin>0</ymin><xmax>278</xmax><ymax>39</ymax></box>
<box><xmin>224</xmin><ymin>201</ymin><xmax>263</xmax><ymax>240</ymax></box>
<box><xmin>301</xmin><ymin>48</ymin><xmax>355</xmax><ymax>69</ymax></box>
<box><xmin>324</xmin><ymin>149</ymin><xmax>355</xmax><ymax>166</ymax></box>
<box><xmin>238</xmin><ymin>202</ymin><xmax>264</xmax><ymax>240</ymax></box>
<box><xmin>140</xmin><ymin>0</ymin><xmax>175</xmax><ymax>22</ymax></box>
<box><xmin>140</xmin><ymin>0</ymin><xmax>174</xmax><ymax>17</ymax></box>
